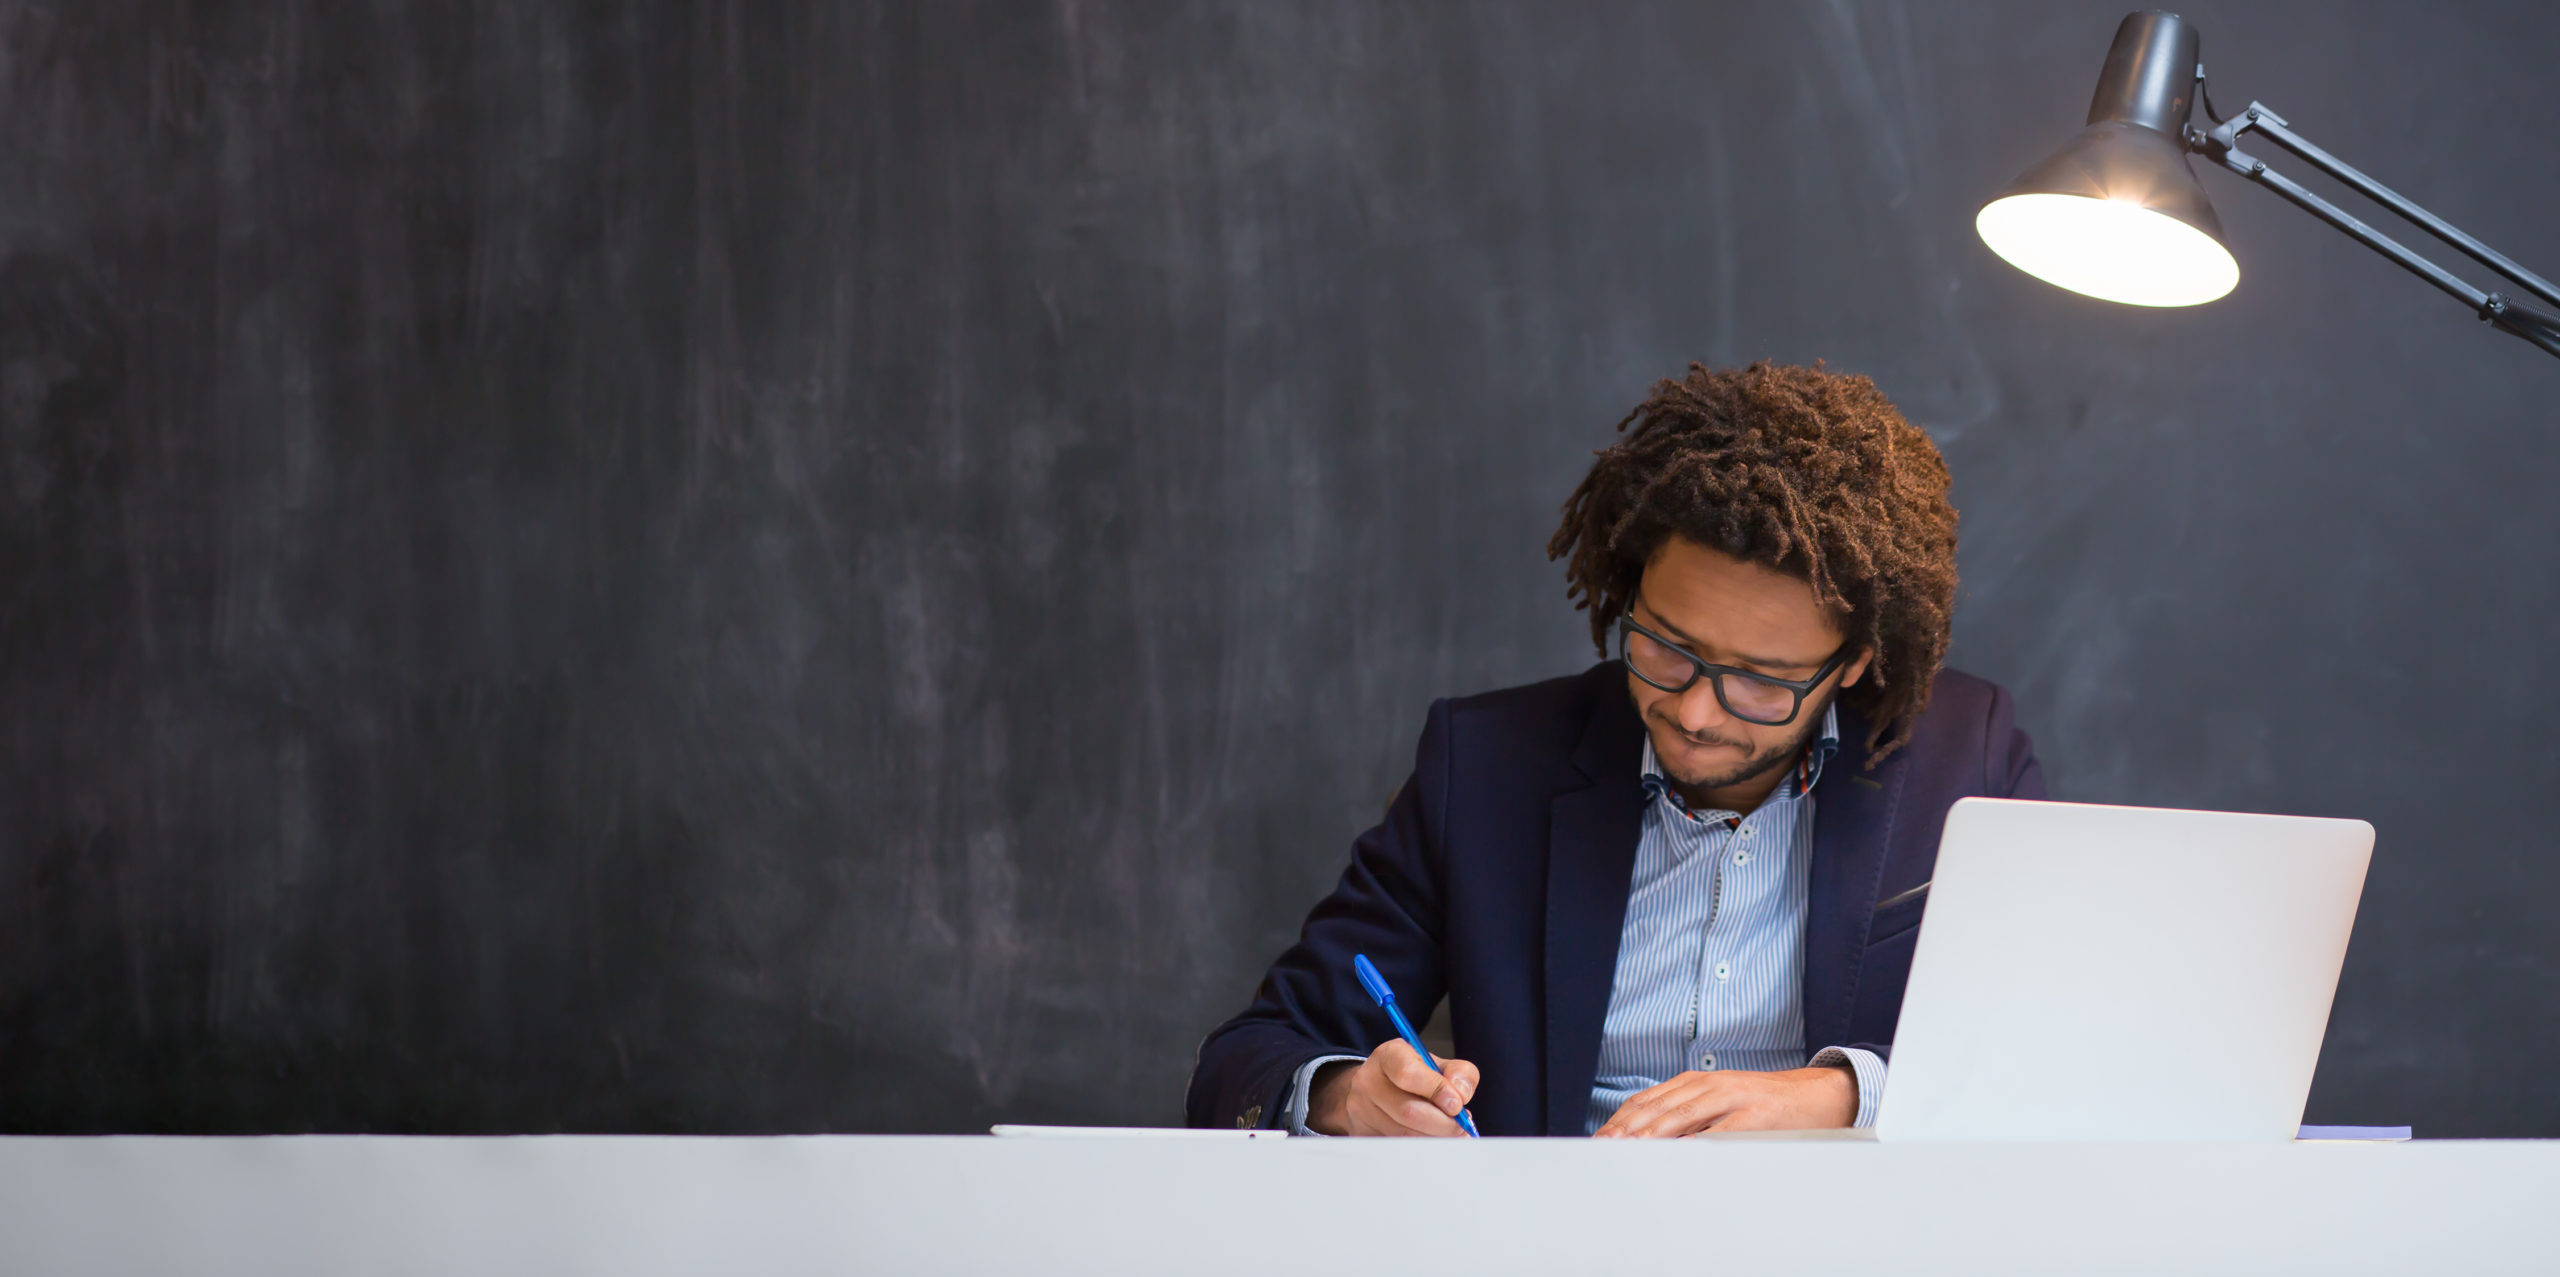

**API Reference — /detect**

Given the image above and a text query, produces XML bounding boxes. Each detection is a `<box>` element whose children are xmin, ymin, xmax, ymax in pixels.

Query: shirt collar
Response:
<box><xmin>1638</xmin><ymin>702</ymin><xmax>1840</xmax><ymax>818</ymax></box>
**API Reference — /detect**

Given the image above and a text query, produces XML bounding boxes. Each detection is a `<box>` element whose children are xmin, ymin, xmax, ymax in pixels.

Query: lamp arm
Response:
<box><xmin>2188</xmin><ymin>100</ymin><xmax>2560</xmax><ymax>361</ymax></box>
<box><xmin>2229</xmin><ymin>103</ymin><xmax>2560</xmax><ymax>308</ymax></box>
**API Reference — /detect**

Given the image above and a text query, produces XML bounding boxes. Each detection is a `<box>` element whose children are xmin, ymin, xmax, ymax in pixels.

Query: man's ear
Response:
<box><xmin>1840</xmin><ymin>646</ymin><xmax>1876</xmax><ymax>690</ymax></box>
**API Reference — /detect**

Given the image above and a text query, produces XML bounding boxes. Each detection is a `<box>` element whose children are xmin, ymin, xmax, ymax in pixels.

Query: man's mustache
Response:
<box><xmin>1645</xmin><ymin>706</ymin><xmax>1752</xmax><ymax>751</ymax></box>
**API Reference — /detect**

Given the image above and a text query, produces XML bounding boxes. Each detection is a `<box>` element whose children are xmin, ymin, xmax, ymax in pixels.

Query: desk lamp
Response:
<box><xmin>1976</xmin><ymin>9</ymin><xmax>2560</xmax><ymax>360</ymax></box>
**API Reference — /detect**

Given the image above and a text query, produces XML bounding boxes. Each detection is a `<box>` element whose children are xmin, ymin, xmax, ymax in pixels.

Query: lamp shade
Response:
<box><xmin>1976</xmin><ymin>10</ymin><xmax>2239</xmax><ymax>307</ymax></box>
<box><xmin>1977</xmin><ymin>121</ymin><xmax>2238</xmax><ymax>306</ymax></box>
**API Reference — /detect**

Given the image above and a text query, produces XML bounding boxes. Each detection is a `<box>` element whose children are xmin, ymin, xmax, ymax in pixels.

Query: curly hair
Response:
<box><xmin>1546</xmin><ymin>361</ymin><xmax>1958</xmax><ymax>764</ymax></box>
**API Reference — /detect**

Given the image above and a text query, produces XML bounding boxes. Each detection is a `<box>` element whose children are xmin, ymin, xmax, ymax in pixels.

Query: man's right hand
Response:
<box><xmin>1306</xmin><ymin>1039</ymin><xmax>1480</xmax><ymax>1136</ymax></box>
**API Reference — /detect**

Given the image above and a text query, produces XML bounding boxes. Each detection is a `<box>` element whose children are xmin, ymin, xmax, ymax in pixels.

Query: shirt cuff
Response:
<box><xmin>1283</xmin><ymin>1054</ymin><xmax>1366</xmax><ymax>1136</ymax></box>
<box><xmin>1808</xmin><ymin>1046</ymin><xmax>1886</xmax><ymax>1128</ymax></box>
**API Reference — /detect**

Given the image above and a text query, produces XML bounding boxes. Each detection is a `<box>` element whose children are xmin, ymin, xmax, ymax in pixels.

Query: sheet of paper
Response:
<box><xmin>2296</xmin><ymin>1125</ymin><xmax>2412</xmax><ymax>1141</ymax></box>
<box><xmin>988</xmin><ymin>1125</ymin><xmax>1290</xmax><ymax>1139</ymax></box>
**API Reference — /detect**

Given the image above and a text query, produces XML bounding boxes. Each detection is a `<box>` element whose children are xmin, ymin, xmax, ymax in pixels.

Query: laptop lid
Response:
<box><xmin>1873</xmin><ymin>797</ymin><xmax>2372</xmax><ymax>1142</ymax></box>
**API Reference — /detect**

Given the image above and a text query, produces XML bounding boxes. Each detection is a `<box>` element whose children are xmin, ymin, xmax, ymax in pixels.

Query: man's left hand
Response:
<box><xmin>1592</xmin><ymin>1065</ymin><xmax>1856</xmax><ymax>1138</ymax></box>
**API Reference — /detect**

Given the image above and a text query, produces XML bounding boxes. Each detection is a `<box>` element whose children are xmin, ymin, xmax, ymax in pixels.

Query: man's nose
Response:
<box><xmin>1673</xmin><ymin>678</ymin><xmax>1732</xmax><ymax>735</ymax></box>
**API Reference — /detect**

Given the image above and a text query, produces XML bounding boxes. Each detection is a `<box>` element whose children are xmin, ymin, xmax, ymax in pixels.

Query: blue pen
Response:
<box><xmin>1353</xmin><ymin>953</ymin><xmax>1481</xmax><ymax>1138</ymax></box>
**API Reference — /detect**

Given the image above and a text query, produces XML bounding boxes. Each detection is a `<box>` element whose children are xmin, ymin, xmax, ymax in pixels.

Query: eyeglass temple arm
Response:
<box><xmin>2188</xmin><ymin>95</ymin><xmax>2560</xmax><ymax>361</ymax></box>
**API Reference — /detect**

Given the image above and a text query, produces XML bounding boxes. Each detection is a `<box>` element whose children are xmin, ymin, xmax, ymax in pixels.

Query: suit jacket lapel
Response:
<box><xmin>1542</xmin><ymin>671</ymin><xmax>1647</xmax><ymax>1136</ymax></box>
<box><xmin>1802</xmin><ymin>702</ymin><xmax>1907</xmax><ymax>1052</ymax></box>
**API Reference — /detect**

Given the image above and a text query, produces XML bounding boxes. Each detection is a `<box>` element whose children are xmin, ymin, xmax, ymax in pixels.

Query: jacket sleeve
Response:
<box><xmin>1183</xmin><ymin>698</ymin><xmax>1454</xmax><ymax>1129</ymax></box>
<box><xmin>1989</xmin><ymin>682</ymin><xmax>2046</xmax><ymax>801</ymax></box>
<box><xmin>1832</xmin><ymin>680</ymin><xmax>2048</xmax><ymax>1073</ymax></box>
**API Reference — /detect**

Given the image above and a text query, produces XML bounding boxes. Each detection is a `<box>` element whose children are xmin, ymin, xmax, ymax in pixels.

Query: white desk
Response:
<box><xmin>2</xmin><ymin>1134</ymin><xmax>2552</xmax><ymax>1275</ymax></box>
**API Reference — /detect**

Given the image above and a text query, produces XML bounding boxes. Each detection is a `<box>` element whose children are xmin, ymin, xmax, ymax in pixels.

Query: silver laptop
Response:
<box><xmin>1873</xmin><ymin>797</ymin><xmax>2372</xmax><ymax>1142</ymax></box>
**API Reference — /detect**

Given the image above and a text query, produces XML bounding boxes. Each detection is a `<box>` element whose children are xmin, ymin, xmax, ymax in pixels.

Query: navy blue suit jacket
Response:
<box><xmin>1185</xmin><ymin>659</ymin><xmax>2044</xmax><ymax>1135</ymax></box>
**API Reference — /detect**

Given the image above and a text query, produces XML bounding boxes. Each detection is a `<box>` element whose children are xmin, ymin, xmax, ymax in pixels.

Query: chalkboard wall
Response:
<box><xmin>3</xmin><ymin>1</ymin><xmax>2554</xmax><ymax>1136</ymax></box>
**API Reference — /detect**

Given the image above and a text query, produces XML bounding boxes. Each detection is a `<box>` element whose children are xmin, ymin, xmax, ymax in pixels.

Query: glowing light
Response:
<box><xmin>1976</xmin><ymin>193</ymin><xmax>2240</xmax><ymax>307</ymax></box>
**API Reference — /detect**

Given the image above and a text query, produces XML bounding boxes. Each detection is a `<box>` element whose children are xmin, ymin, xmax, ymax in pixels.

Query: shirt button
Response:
<box><xmin>1701</xmin><ymin>1053</ymin><xmax>1717</xmax><ymax>1069</ymax></box>
<box><xmin>1734</xmin><ymin>850</ymin><xmax>1752</xmax><ymax>865</ymax></box>
<box><xmin>1713</xmin><ymin>962</ymin><xmax>1731</xmax><ymax>981</ymax></box>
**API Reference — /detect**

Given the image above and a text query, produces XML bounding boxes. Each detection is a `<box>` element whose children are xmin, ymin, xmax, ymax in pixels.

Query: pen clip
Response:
<box><xmin>1353</xmin><ymin>953</ymin><xmax>1395</xmax><ymax>1008</ymax></box>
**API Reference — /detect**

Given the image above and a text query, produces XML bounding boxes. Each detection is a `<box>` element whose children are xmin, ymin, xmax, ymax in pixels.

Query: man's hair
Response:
<box><xmin>1546</xmin><ymin>361</ymin><xmax>1958</xmax><ymax>764</ymax></box>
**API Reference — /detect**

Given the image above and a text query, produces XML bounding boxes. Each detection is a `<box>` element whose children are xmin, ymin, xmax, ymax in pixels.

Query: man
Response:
<box><xmin>1186</xmin><ymin>361</ymin><xmax>2042</xmax><ymax>1137</ymax></box>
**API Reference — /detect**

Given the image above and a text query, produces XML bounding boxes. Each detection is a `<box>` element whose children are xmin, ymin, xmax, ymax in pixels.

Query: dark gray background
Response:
<box><xmin>2</xmin><ymin>0</ymin><xmax>2552</xmax><ymax>1136</ymax></box>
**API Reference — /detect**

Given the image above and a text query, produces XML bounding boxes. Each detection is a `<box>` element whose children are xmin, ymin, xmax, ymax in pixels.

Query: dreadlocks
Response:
<box><xmin>1547</xmin><ymin>361</ymin><xmax>1958</xmax><ymax>764</ymax></box>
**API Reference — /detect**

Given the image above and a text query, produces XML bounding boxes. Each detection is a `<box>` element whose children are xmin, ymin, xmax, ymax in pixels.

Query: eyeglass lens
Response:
<box><xmin>1623</xmin><ymin>625</ymin><xmax>1800</xmax><ymax>724</ymax></box>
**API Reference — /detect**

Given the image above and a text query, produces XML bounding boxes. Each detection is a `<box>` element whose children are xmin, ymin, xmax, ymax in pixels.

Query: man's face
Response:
<box><xmin>1626</xmin><ymin>536</ymin><xmax>1872</xmax><ymax>796</ymax></box>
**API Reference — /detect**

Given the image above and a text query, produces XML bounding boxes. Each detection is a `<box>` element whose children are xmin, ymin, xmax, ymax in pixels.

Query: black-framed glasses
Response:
<box><xmin>1617</xmin><ymin>614</ymin><xmax>1851</xmax><ymax>727</ymax></box>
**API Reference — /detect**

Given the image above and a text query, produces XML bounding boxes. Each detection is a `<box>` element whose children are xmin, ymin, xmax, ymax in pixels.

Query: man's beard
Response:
<box><xmin>1643</xmin><ymin>693</ymin><xmax>1834</xmax><ymax>794</ymax></box>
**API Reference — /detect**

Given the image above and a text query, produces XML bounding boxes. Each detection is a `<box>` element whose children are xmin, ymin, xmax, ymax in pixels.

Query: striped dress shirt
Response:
<box><xmin>1286</xmin><ymin>703</ymin><xmax>1885</xmax><ymax>1135</ymax></box>
<box><xmin>1587</xmin><ymin>704</ymin><xmax>1884</xmax><ymax>1133</ymax></box>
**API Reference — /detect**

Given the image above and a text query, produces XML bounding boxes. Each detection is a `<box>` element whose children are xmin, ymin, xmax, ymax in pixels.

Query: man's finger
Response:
<box><xmin>1355</xmin><ymin>1086</ymin><xmax>1463</xmax><ymax>1137</ymax></box>
<box><xmin>1604</xmin><ymin>1077</ymin><xmax>1734</xmax><ymax>1138</ymax></box>
<box><xmin>1374</xmin><ymin>1041</ymin><xmax>1434</xmax><ymax>1089</ymax></box>
<box><xmin>1430</xmin><ymin>1058</ymin><xmax>1479</xmax><ymax>1115</ymax></box>
<box><xmin>1376</xmin><ymin>1041</ymin><xmax>1464</xmax><ymax>1113</ymax></box>
<box><xmin>1595</xmin><ymin>1080</ymin><xmax>1671</xmax><ymax>1137</ymax></box>
<box><xmin>1391</xmin><ymin>1095</ymin><xmax>1463</xmax><ymax>1136</ymax></box>
<box><xmin>1598</xmin><ymin>1093</ymin><xmax>1664</xmax><ymax>1138</ymax></box>
<box><xmin>1607</xmin><ymin>1101</ymin><xmax>1680</xmax><ymax>1138</ymax></box>
<box><xmin>1593</xmin><ymin>1094</ymin><xmax>1640</xmax><ymax>1137</ymax></box>
<box><xmin>1440</xmin><ymin>1058</ymin><xmax>1481</xmax><ymax>1104</ymax></box>
<box><xmin>1636</xmin><ymin>1087</ymin><xmax>1735</xmax><ymax>1138</ymax></box>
